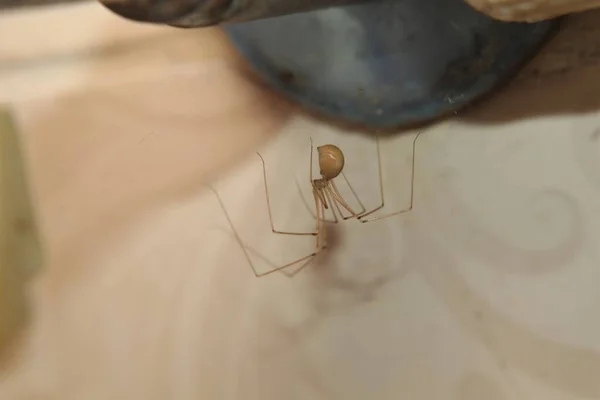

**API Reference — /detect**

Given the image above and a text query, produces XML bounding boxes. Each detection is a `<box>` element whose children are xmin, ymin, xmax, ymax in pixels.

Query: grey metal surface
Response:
<box><xmin>225</xmin><ymin>0</ymin><xmax>558</xmax><ymax>128</ymax></box>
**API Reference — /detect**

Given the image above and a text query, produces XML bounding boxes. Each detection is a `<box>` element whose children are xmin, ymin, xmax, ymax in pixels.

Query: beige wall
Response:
<box><xmin>1</xmin><ymin>3</ymin><xmax>600</xmax><ymax>399</ymax></box>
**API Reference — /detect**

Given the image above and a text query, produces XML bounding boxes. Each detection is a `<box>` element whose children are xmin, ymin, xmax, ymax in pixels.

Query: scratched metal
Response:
<box><xmin>225</xmin><ymin>0</ymin><xmax>558</xmax><ymax>128</ymax></box>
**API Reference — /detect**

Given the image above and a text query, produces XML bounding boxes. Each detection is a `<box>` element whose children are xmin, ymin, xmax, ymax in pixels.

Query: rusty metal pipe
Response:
<box><xmin>98</xmin><ymin>0</ymin><xmax>366</xmax><ymax>27</ymax></box>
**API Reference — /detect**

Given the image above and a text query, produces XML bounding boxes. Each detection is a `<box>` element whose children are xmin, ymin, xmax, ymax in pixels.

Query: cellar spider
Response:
<box><xmin>208</xmin><ymin>131</ymin><xmax>423</xmax><ymax>278</ymax></box>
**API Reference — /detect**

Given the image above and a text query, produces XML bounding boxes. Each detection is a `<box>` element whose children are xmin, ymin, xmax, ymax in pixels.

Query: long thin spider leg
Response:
<box><xmin>205</xmin><ymin>185</ymin><xmax>325</xmax><ymax>277</ymax></box>
<box><xmin>319</xmin><ymin>190</ymin><xmax>328</xmax><ymax>249</ymax></box>
<box><xmin>354</xmin><ymin>133</ymin><xmax>385</xmax><ymax>218</ymax></box>
<box><xmin>204</xmin><ymin>185</ymin><xmax>259</xmax><ymax>277</ymax></box>
<box><xmin>287</xmin><ymin>190</ymin><xmax>328</xmax><ymax>277</ymax></box>
<box><xmin>294</xmin><ymin>176</ymin><xmax>337</xmax><ymax>223</ymax></box>
<box><xmin>281</xmin><ymin>256</ymin><xmax>318</xmax><ymax>278</ymax></box>
<box><xmin>338</xmin><ymin>172</ymin><xmax>367</xmax><ymax>215</ymax></box>
<box><xmin>214</xmin><ymin>226</ymin><xmax>315</xmax><ymax>275</ymax></box>
<box><xmin>315</xmin><ymin>189</ymin><xmax>325</xmax><ymax>249</ymax></box>
<box><xmin>256</xmin><ymin>152</ymin><xmax>317</xmax><ymax>236</ymax></box>
<box><xmin>242</xmin><ymin>189</ymin><xmax>328</xmax><ymax>277</ymax></box>
<box><xmin>322</xmin><ymin>186</ymin><xmax>340</xmax><ymax>224</ymax></box>
<box><xmin>329</xmin><ymin>179</ymin><xmax>364</xmax><ymax>219</ymax></box>
<box><xmin>295</xmin><ymin>176</ymin><xmax>315</xmax><ymax>218</ymax></box>
<box><xmin>326</xmin><ymin>184</ymin><xmax>362</xmax><ymax>219</ymax></box>
<box><xmin>256</xmin><ymin>251</ymin><xmax>320</xmax><ymax>277</ymax></box>
<box><xmin>258</xmin><ymin>189</ymin><xmax>327</xmax><ymax>277</ymax></box>
<box><xmin>358</xmin><ymin>130</ymin><xmax>423</xmax><ymax>223</ymax></box>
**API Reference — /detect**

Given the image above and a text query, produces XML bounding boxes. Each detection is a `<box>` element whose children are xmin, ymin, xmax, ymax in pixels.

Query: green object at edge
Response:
<box><xmin>0</xmin><ymin>109</ymin><xmax>43</xmax><ymax>363</ymax></box>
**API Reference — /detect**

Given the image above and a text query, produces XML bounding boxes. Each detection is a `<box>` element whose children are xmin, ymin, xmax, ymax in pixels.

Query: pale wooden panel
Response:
<box><xmin>0</xmin><ymin>2</ymin><xmax>240</xmax><ymax>103</ymax></box>
<box><xmin>1</xmin><ymin>3</ymin><xmax>600</xmax><ymax>400</ymax></box>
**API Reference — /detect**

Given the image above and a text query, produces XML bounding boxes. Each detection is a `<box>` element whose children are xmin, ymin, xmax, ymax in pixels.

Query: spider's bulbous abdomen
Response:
<box><xmin>317</xmin><ymin>144</ymin><xmax>344</xmax><ymax>180</ymax></box>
